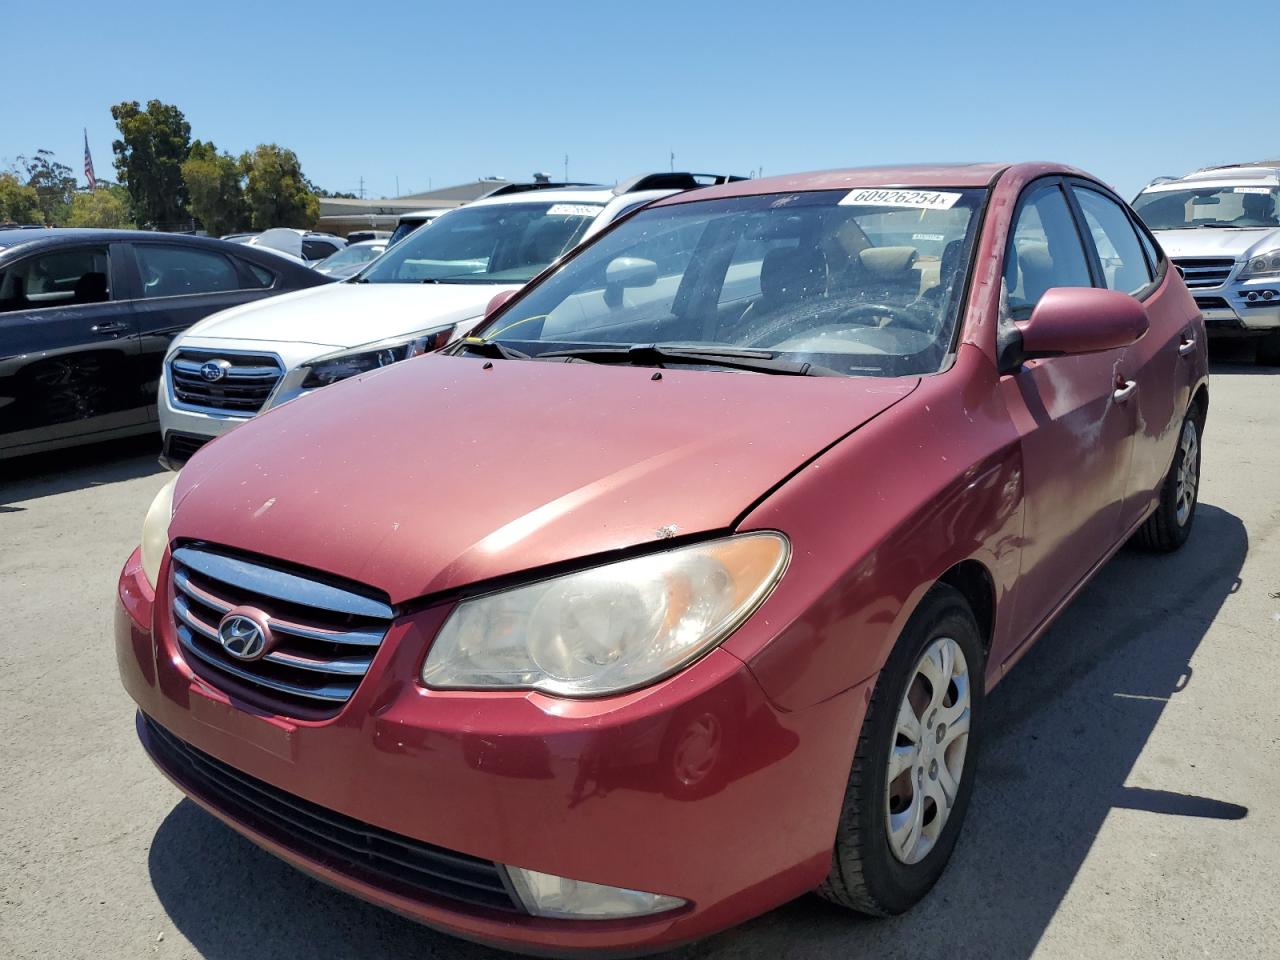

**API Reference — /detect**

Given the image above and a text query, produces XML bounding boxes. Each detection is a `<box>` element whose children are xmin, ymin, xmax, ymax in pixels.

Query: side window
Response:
<box><xmin>237</xmin><ymin>258</ymin><xmax>276</xmax><ymax>289</ymax></box>
<box><xmin>134</xmin><ymin>244</ymin><xmax>240</xmax><ymax>298</ymax></box>
<box><xmin>302</xmin><ymin>239</ymin><xmax>337</xmax><ymax>261</ymax></box>
<box><xmin>0</xmin><ymin>246</ymin><xmax>112</xmax><ymax>313</ymax></box>
<box><xmin>1134</xmin><ymin>220</ymin><xmax>1161</xmax><ymax>276</ymax></box>
<box><xmin>1072</xmin><ymin>187</ymin><xmax>1153</xmax><ymax>295</ymax></box>
<box><xmin>1004</xmin><ymin>182</ymin><xmax>1093</xmax><ymax>318</ymax></box>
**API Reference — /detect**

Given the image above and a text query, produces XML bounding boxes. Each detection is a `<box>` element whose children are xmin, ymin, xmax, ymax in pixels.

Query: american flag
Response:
<box><xmin>83</xmin><ymin>129</ymin><xmax>97</xmax><ymax>190</ymax></box>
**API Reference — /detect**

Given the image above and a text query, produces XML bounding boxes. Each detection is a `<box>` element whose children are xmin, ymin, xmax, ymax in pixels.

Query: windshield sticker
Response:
<box><xmin>912</xmin><ymin>232</ymin><xmax>946</xmax><ymax>242</ymax></box>
<box><xmin>840</xmin><ymin>189</ymin><xmax>962</xmax><ymax>210</ymax></box>
<box><xmin>546</xmin><ymin>204</ymin><xmax>602</xmax><ymax>217</ymax></box>
<box><xmin>1234</xmin><ymin>187</ymin><xmax>1271</xmax><ymax>195</ymax></box>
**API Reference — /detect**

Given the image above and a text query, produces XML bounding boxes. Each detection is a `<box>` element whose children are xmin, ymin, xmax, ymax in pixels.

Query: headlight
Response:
<box><xmin>421</xmin><ymin>533</ymin><xmax>789</xmax><ymax>697</ymax></box>
<box><xmin>140</xmin><ymin>475</ymin><xmax>179</xmax><ymax>588</ymax></box>
<box><xmin>1240</xmin><ymin>248</ymin><xmax>1280</xmax><ymax>278</ymax></box>
<box><xmin>265</xmin><ymin>324</ymin><xmax>456</xmax><ymax>409</ymax></box>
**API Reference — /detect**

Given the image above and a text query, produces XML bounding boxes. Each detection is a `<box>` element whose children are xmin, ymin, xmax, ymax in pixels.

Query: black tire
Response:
<box><xmin>1134</xmin><ymin>403</ymin><xmax>1203</xmax><ymax>552</ymax></box>
<box><xmin>1257</xmin><ymin>332</ymin><xmax>1280</xmax><ymax>366</ymax></box>
<box><xmin>817</xmin><ymin>584</ymin><xmax>985</xmax><ymax>916</ymax></box>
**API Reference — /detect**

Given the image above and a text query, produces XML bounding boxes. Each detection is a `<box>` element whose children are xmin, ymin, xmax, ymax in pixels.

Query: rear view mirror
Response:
<box><xmin>604</xmin><ymin>257</ymin><xmax>657</xmax><ymax>308</ymax></box>
<box><xmin>606</xmin><ymin>257</ymin><xmax>658</xmax><ymax>289</ymax></box>
<box><xmin>1006</xmin><ymin>287</ymin><xmax>1148</xmax><ymax>370</ymax></box>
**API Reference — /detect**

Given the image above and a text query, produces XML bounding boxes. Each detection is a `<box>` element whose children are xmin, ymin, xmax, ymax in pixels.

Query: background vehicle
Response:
<box><xmin>223</xmin><ymin>229</ymin><xmax>346</xmax><ymax>263</ymax></box>
<box><xmin>0</xmin><ymin>228</ymin><xmax>329</xmax><ymax>459</ymax></box>
<box><xmin>1133</xmin><ymin>161</ymin><xmax>1280</xmax><ymax>363</ymax></box>
<box><xmin>386</xmin><ymin>179</ymin><xmax>598</xmax><ymax>246</ymax></box>
<box><xmin>117</xmin><ymin>163</ymin><xmax>1207</xmax><ymax>954</ymax></box>
<box><xmin>344</xmin><ymin>230</ymin><xmax>390</xmax><ymax>245</ymax></box>
<box><xmin>157</xmin><ymin>172</ymin><xmax>744</xmax><ymax>467</ymax></box>
<box><xmin>312</xmin><ymin>239</ymin><xmax>387</xmax><ymax>278</ymax></box>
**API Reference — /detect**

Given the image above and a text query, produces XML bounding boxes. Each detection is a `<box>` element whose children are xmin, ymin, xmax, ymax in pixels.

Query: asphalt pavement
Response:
<box><xmin>2</xmin><ymin>347</ymin><xmax>1277</xmax><ymax>960</ymax></box>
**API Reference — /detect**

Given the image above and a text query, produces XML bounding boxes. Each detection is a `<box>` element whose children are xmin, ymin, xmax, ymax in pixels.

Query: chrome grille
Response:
<box><xmin>170</xmin><ymin>544</ymin><xmax>394</xmax><ymax>716</ymax></box>
<box><xmin>1173</xmin><ymin>257</ymin><xmax>1235</xmax><ymax>290</ymax></box>
<box><xmin>170</xmin><ymin>349</ymin><xmax>283</xmax><ymax>414</ymax></box>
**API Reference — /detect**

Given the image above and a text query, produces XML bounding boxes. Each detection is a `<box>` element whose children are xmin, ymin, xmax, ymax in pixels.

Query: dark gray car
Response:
<box><xmin>0</xmin><ymin>228</ymin><xmax>330</xmax><ymax>459</ymax></box>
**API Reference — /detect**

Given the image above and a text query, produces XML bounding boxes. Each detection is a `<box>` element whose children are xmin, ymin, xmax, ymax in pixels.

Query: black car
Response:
<box><xmin>0</xmin><ymin>229</ymin><xmax>330</xmax><ymax>460</ymax></box>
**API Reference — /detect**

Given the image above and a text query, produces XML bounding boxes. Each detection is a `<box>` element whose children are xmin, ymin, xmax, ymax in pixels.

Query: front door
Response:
<box><xmin>0</xmin><ymin>243</ymin><xmax>143</xmax><ymax>456</ymax></box>
<box><xmin>995</xmin><ymin>178</ymin><xmax>1140</xmax><ymax>661</ymax></box>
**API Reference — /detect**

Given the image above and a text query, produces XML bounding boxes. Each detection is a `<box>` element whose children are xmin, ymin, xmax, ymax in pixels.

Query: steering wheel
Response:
<box><xmin>743</xmin><ymin>298</ymin><xmax>937</xmax><ymax>348</ymax></box>
<box><xmin>828</xmin><ymin>301</ymin><xmax>937</xmax><ymax>334</ymax></box>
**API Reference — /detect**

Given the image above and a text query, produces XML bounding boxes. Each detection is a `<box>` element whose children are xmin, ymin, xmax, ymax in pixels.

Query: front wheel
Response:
<box><xmin>817</xmin><ymin>584</ymin><xmax>984</xmax><ymax>915</ymax></box>
<box><xmin>1135</xmin><ymin>406</ymin><xmax>1202</xmax><ymax>552</ymax></box>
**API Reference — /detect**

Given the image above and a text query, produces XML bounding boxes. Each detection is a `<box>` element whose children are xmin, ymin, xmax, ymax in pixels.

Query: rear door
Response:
<box><xmin>996</xmin><ymin>178</ymin><xmax>1140</xmax><ymax>657</ymax></box>
<box><xmin>0</xmin><ymin>242</ymin><xmax>144</xmax><ymax>455</ymax></box>
<box><xmin>1068</xmin><ymin>180</ymin><xmax>1196</xmax><ymax>528</ymax></box>
<box><xmin>126</xmin><ymin>241</ymin><xmax>279</xmax><ymax>417</ymax></box>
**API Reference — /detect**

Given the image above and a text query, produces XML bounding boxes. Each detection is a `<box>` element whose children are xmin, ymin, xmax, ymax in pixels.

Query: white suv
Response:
<box><xmin>158</xmin><ymin>173</ymin><xmax>743</xmax><ymax>465</ymax></box>
<box><xmin>1133</xmin><ymin>161</ymin><xmax>1280</xmax><ymax>364</ymax></box>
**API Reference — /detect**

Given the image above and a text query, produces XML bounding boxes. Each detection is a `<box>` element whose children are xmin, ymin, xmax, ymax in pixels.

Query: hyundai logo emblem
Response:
<box><xmin>200</xmin><ymin>359</ymin><xmax>232</xmax><ymax>382</ymax></box>
<box><xmin>217</xmin><ymin>609</ymin><xmax>272</xmax><ymax>661</ymax></box>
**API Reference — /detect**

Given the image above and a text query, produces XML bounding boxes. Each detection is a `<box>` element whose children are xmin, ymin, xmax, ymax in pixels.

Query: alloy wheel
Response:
<box><xmin>1175</xmin><ymin>418</ymin><xmax>1199</xmax><ymax>527</ymax></box>
<box><xmin>886</xmin><ymin>636</ymin><xmax>971</xmax><ymax>865</ymax></box>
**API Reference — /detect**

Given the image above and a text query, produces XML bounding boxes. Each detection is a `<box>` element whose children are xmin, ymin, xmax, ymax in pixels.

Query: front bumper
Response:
<box><xmin>157</xmin><ymin>364</ymin><xmax>250</xmax><ymax>467</ymax></box>
<box><xmin>116</xmin><ymin>548</ymin><xmax>867</xmax><ymax>954</ymax></box>
<box><xmin>1193</xmin><ymin>276</ymin><xmax>1280</xmax><ymax>334</ymax></box>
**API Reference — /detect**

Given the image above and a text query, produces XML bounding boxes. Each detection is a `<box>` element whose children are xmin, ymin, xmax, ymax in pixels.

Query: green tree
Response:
<box><xmin>16</xmin><ymin>149</ymin><xmax>78</xmax><ymax>225</ymax></box>
<box><xmin>182</xmin><ymin>140</ymin><xmax>247</xmax><ymax>236</ymax></box>
<box><xmin>0</xmin><ymin>172</ymin><xmax>43</xmax><ymax>224</ymax></box>
<box><xmin>111</xmin><ymin>99</ymin><xmax>192</xmax><ymax>228</ymax></box>
<box><xmin>66</xmin><ymin>185</ymin><xmax>134</xmax><ymax>228</ymax></box>
<box><xmin>241</xmin><ymin>144</ymin><xmax>319</xmax><ymax>229</ymax></box>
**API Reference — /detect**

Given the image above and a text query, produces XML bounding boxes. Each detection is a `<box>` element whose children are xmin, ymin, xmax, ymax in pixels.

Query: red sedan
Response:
<box><xmin>116</xmin><ymin>162</ymin><xmax>1207</xmax><ymax>954</ymax></box>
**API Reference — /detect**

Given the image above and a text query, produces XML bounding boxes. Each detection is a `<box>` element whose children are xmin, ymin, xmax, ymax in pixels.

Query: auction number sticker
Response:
<box><xmin>840</xmin><ymin>189</ymin><xmax>962</xmax><ymax>210</ymax></box>
<box><xmin>546</xmin><ymin>204</ymin><xmax>603</xmax><ymax>216</ymax></box>
<box><xmin>1234</xmin><ymin>187</ymin><xmax>1270</xmax><ymax>195</ymax></box>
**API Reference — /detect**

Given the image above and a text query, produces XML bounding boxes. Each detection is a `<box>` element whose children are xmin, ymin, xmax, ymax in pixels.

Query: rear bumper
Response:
<box><xmin>116</xmin><ymin>547</ymin><xmax>868</xmax><ymax>954</ymax></box>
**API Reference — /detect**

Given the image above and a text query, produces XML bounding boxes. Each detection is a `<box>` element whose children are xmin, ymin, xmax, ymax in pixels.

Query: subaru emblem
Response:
<box><xmin>200</xmin><ymin>359</ymin><xmax>232</xmax><ymax>382</ymax></box>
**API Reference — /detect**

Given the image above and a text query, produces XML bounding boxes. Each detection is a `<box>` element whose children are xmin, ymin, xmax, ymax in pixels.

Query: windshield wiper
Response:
<box><xmin>535</xmin><ymin>343</ymin><xmax>842</xmax><ymax>377</ymax></box>
<box><xmin>456</xmin><ymin>338</ymin><xmax>531</xmax><ymax>361</ymax></box>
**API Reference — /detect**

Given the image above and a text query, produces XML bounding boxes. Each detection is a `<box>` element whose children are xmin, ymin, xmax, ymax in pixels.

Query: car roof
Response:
<box><xmin>647</xmin><ymin>162</ymin><xmax>1060</xmax><ymax>207</ymax></box>
<box><xmin>465</xmin><ymin>185</ymin><xmax>617</xmax><ymax>208</ymax></box>
<box><xmin>0</xmin><ymin>227</ymin><xmax>318</xmax><ymax>273</ymax></box>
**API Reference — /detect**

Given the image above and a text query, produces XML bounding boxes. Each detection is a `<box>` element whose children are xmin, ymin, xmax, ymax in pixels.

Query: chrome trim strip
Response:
<box><xmin>264</xmin><ymin>650</ymin><xmax>373</xmax><ymax>676</ymax></box>
<box><xmin>172</xmin><ymin>359</ymin><xmax>281</xmax><ymax>379</ymax></box>
<box><xmin>174</xmin><ymin>595</ymin><xmax>219</xmax><ymax>641</ymax></box>
<box><xmin>176</xmin><ymin>625</ymin><xmax>354</xmax><ymax>703</ymax></box>
<box><xmin>172</xmin><ymin>546</ymin><xmax>394</xmax><ymax>620</ymax></box>
<box><xmin>173</xmin><ymin>569</ymin><xmax>232</xmax><ymax>615</ymax></box>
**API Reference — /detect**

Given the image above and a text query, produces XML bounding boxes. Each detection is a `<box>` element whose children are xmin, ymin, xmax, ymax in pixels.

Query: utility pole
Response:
<box><xmin>669</xmin><ymin>150</ymin><xmax>675</xmax><ymax>172</ymax></box>
<box><xmin>395</xmin><ymin>175</ymin><xmax>400</xmax><ymax>197</ymax></box>
<box><xmin>358</xmin><ymin>176</ymin><xmax>365</xmax><ymax>200</ymax></box>
<box><xmin>564</xmin><ymin>154</ymin><xmax>569</xmax><ymax>182</ymax></box>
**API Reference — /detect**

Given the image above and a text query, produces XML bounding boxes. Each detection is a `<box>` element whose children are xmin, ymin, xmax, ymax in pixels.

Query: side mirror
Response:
<box><xmin>1009</xmin><ymin>287</ymin><xmax>1148</xmax><ymax>368</ymax></box>
<box><xmin>484</xmin><ymin>289</ymin><xmax>517</xmax><ymax>319</ymax></box>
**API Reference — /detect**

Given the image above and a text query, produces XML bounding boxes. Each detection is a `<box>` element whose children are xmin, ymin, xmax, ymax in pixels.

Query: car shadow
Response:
<box><xmin>145</xmin><ymin>504</ymin><xmax>1247</xmax><ymax>960</ymax></box>
<box><xmin>0</xmin><ymin>435</ymin><xmax>164</xmax><ymax>510</ymax></box>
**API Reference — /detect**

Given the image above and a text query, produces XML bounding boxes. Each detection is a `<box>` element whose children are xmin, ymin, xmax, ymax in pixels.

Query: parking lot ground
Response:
<box><xmin>2</xmin><ymin>350</ymin><xmax>1277</xmax><ymax>960</ymax></box>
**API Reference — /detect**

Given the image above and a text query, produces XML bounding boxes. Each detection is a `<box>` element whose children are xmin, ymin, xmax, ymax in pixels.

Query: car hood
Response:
<box><xmin>171</xmin><ymin>355</ymin><xmax>918</xmax><ymax>604</ymax></box>
<box><xmin>1153</xmin><ymin>226</ymin><xmax>1280</xmax><ymax>259</ymax></box>
<box><xmin>178</xmin><ymin>282</ymin><xmax>520</xmax><ymax>351</ymax></box>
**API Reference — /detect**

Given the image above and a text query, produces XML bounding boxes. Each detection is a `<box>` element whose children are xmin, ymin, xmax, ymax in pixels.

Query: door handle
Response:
<box><xmin>90</xmin><ymin>321</ymin><xmax>129</xmax><ymax>335</ymax></box>
<box><xmin>1113</xmin><ymin>379</ymin><xmax>1138</xmax><ymax>403</ymax></box>
<box><xmin>1178</xmin><ymin>336</ymin><xmax>1196</xmax><ymax>357</ymax></box>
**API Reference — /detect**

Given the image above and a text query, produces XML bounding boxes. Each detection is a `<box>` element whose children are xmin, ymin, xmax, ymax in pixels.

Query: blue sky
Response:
<box><xmin>5</xmin><ymin>0</ymin><xmax>1274</xmax><ymax>201</ymax></box>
